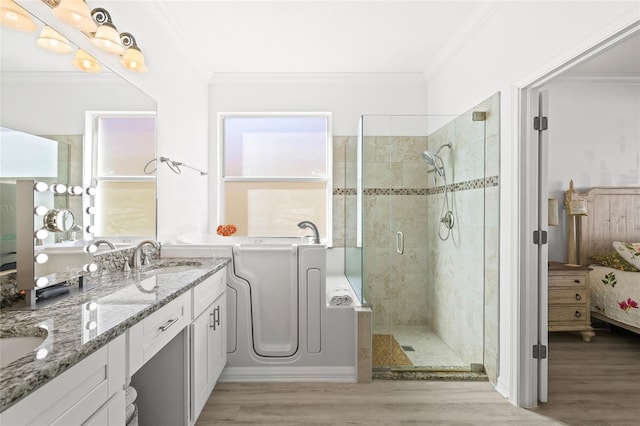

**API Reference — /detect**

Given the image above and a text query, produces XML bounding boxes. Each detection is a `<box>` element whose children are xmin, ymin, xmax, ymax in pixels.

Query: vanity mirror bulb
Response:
<box><xmin>34</xmin><ymin>253</ymin><xmax>48</xmax><ymax>264</ymax></box>
<box><xmin>34</xmin><ymin>182</ymin><xmax>48</xmax><ymax>192</ymax></box>
<box><xmin>85</xmin><ymin>225</ymin><xmax>95</xmax><ymax>234</ymax></box>
<box><xmin>85</xmin><ymin>244</ymin><xmax>97</xmax><ymax>253</ymax></box>
<box><xmin>34</xmin><ymin>229</ymin><xmax>49</xmax><ymax>240</ymax></box>
<box><xmin>51</xmin><ymin>183</ymin><xmax>67</xmax><ymax>194</ymax></box>
<box><xmin>86</xmin><ymin>187</ymin><xmax>97</xmax><ymax>196</ymax></box>
<box><xmin>68</xmin><ymin>185</ymin><xmax>83</xmax><ymax>195</ymax></box>
<box><xmin>34</xmin><ymin>206</ymin><xmax>49</xmax><ymax>216</ymax></box>
<box><xmin>83</xmin><ymin>263</ymin><xmax>98</xmax><ymax>273</ymax></box>
<box><xmin>34</xmin><ymin>276</ymin><xmax>49</xmax><ymax>288</ymax></box>
<box><xmin>86</xmin><ymin>206</ymin><xmax>96</xmax><ymax>215</ymax></box>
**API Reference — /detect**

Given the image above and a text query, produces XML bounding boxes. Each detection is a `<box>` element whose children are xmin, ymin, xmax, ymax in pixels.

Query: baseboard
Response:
<box><xmin>219</xmin><ymin>366</ymin><xmax>357</xmax><ymax>383</ymax></box>
<box><xmin>495</xmin><ymin>376</ymin><xmax>511</xmax><ymax>400</ymax></box>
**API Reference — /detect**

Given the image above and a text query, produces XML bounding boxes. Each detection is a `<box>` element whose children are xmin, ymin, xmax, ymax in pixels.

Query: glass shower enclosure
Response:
<box><xmin>345</xmin><ymin>108</ymin><xmax>496</xmax><ymax>376</ymax></box>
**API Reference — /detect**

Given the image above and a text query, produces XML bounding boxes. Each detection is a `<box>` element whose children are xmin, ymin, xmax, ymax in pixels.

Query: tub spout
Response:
<box><xmin>297</xmin><ymin>221</ymin><xmax>320</xmax><ymax>244</ymax></box>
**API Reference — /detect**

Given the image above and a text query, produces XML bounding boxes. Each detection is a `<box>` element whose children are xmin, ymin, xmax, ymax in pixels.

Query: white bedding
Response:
<box><xmin>589</xmin><ymin>265</ymin><xmax>640</xmax><ymax>330</ymax></box>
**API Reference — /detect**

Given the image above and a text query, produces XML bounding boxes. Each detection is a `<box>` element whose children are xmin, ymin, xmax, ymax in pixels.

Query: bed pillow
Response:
<box><xmin>589</xmin><ymin>252</ymin><xmax>640</xmax><ymax>272</ymax></box>
<box><xmin>612</xmin><ymin>241</ymin><xmax>640</xmax><ymax>271</ymax></box>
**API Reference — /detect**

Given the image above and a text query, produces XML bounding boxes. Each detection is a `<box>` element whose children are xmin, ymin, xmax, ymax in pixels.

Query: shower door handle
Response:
<box><xmin>396</xmin><ymin>231</ymin><xmax>404</xmax><ymax>254</ymax></box>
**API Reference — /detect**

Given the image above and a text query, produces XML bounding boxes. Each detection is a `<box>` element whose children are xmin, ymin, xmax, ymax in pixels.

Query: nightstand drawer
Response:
<box><xmin>549</xmin><ymin>288</ymin><xmax>587</xmax><ymax>304</ymax></box>
<box><xmin>549</xmin><ymin>274</ymin><xmax>588</xmax><ymax>287</ymax></box>
<box><xmin>549</xmin><ymin>305</ymin><xmax>588</xmax><ymax>323</ymax></box>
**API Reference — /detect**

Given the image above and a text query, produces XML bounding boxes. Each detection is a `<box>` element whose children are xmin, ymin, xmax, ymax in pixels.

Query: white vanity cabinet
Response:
<box><xmin>190</xmin><ymin>268</ymin><xmax>227</xmax><ymax>423</ymax></box>
<box><xmin>0</xmin><ymin>334</ymin><xmax>126</xmax><ymax>426</ymax></box>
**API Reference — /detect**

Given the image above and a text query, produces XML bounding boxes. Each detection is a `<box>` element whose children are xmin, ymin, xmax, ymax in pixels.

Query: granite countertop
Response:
<box><xmin>0</xmin><ymin>256</ymin><xmax>230</xmax><ymax>412</ymax></box>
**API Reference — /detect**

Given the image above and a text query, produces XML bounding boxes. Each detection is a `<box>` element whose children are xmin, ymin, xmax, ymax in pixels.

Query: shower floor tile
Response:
<box><xmin>374</xmin><ymin>325</ymin><xmax>468</xmax><ymax>369</ymax></box>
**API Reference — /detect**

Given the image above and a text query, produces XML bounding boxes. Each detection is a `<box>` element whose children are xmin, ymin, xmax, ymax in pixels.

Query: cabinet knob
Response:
<box><xmin>575</xmin><ymin>294</ymin><xmax>582</xmax><ymax>301</ymax></box>
<box><xmin>575</xmin><ymin>311</ymin><xmax>582</xmax><ymax>318</ymax></box>
<box><xmin>574</xmin><ymin>279</ymin><xmax>581</xmax><ymax>284</ymax></box>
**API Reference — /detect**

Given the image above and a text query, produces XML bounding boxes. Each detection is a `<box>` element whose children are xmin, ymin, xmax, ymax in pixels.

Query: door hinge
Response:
<box><xmin>533</xmin><ymin>230</ymin><xmax>548</xmax><ymax>245</ymax></box>
<box><xmin>533</xmin><ymin>116</ymin><xmax>548</xmax><ymax>131</ymax></box>
<box><xmin>533</xmin><ymin>344</ymin><xmax>547</xmax><ymax>359</ymax></box>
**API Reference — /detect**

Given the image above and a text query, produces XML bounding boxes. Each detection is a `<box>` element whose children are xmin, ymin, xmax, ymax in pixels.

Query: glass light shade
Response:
<box><xmin>34</xmin><ymin>181</ymin><xmax>48</xmax><ymax>192</ymax></box>
<box><xmin>53</xmin><ymin>0</ymin><xmax>97</xmax><ymax>33</ymax></box>
<box><xmin>34</xmin><ymin>206</ymin><xmax>48</xmax><ymax>216</ymax></box>
<box><xmin>36</xmin><ymin>26</ymin><xmax>72</xmax><ymax>54</ymax></box>
<box><xmin>34</xmin><ymin>229</ymin><xmax>49</xmax><ymax>240</ymax></box>
<box><xmin>34</xmin><ymin>253</ymin><xmax>48</xmax><ymax>264</ymax></box>
<box><xmin>0</xmin><ymin>0</ymin><xmax>36</xmax><ymax>32</ymax></box>
<box><xmin>121</xmin><ymin>46</ymin><xmax>148</xmax><ymax>72</ymax></box>
<box><xmin>72</xmin><ymin>49</ymin><xmax>101</xmax><ymax>73</ymax></box>
<box><xmin>51</xmin><ymin>183</ymin><xmax>67</xmax><ymax>193</ymax></box>
<box><xmin>35</xmin><ymin>276</ymin><xmax>49</xmax><ymax>288</ymax></box>
<box><xmin>91</xmin><ymin>23</ymin><xmax>124</xmax><ymax>55</ymax></box>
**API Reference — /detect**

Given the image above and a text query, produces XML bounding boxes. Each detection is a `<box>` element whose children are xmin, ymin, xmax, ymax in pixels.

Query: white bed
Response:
<box><xmin>565</xmin><ymin>183</ymin><xmax>640</xmax><ymax>334</ymax></box>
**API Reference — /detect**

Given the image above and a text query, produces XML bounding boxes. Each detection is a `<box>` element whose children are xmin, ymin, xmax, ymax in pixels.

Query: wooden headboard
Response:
<box><xmin>565</xmin><ymin>183</ymin><xmax>640</xmax><ymax>266</ymax></box>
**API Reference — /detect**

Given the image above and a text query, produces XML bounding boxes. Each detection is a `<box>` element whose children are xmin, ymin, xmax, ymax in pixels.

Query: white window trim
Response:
<box><xmin>217</xmin><ymin>112</ymin><xmax>333</xmax><ymax>245</ymax></box>
<box><xmin>84</xmin><ymin>110</ymin><xmax>156</xmax><ymax>245</ymax></box>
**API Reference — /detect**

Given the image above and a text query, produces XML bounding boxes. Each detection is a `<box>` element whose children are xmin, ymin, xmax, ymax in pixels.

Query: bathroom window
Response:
<box><xmin>86</xmin><ymin>112</ymin><xmax>156</xmax><ymax>242</ymax></box>
<box><xmin>219</xmin><ymin>113</ymin><xmax>332</xmax><ymax>242</ymax></box>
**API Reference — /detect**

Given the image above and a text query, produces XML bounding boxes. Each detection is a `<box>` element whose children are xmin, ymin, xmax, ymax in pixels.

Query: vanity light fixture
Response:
<box><xmin>34</xmin><ymin>253</ymin><xmax>48</xmax><ymax>264</ymax></box>
<box><xmin>0</xmin><ymin>0</ymin><xmax>36</xmax><ymax>32</ymax></box>
<box><xmin>85</xmin><ymin>225</ymin><xmax>95</xmax><ymax>234</ymax></box>
<box><xmin>36</xmin><ymin>25</ymin><xmax>72</xmax><ymax>53</ymax></box>
<box><xmin>68</xmin><ymin>185</ymin><xmax>83</xmax><ymax>195</ymax></box>
<box><xmin>120</xmin><ymin>32</ymin><xmax>148</xmax><ymax>73</ymax></box>
<box><xmin>34</xmin><ymin>228</ymin><xmax>49</xmax><ymax>240</ymax></box>
<box><xmin>53</xmin><ymin>0</ymin><xmax>97</xmax><ymax>33</ymax></box>
<box><xmin>90</xmin><ymin>8</ymin><xmax>123</xmax><ymax>55</ymax></box>
<box><xmin>86</xmin><ymin>206</ymin><xmax>96</xmax><ymax>214</ymax></box>
<box><xmin>86</xmin><ymin>186</ymin><xmax>97</xmax><ymax>196</ymax></box>
<box><xmin>83</xmin><ymin>263</ymin><xmax>98</xmax><ymax>272</ymax></box>
<box><xmin>72</xmin><ymin>48</ymin><xmax>101</xmax><ymax>73</ymax></box>
<box><xmin>34</xmin><ymin>276</ymin><xmax>49</xmax><ymax>288</ymax></box>
<box><xmin>84</xmin><ymin>244</ymin><xmax>97</xmax><ymax>253</ymax></box>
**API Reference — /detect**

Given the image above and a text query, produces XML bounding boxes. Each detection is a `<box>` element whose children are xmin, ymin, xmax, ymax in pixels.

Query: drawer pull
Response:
<box><xmin>575</xmin><ymin>294</ymin><xmax>582</xmax><ymax>301</ymax></box>
<box><xmin>574</xmin><ymin>311</ymin><xmax>582</xmax><ymax>318</ymax></box>
<box><xmin>159</xmin><ymin>317</ymin><xmax>179</xmax><ymax>332</ymax></box>
<box><xmin>574</xmin><ymin>279</ymin><xmax>581</xmax><ymax>284</ymax></box>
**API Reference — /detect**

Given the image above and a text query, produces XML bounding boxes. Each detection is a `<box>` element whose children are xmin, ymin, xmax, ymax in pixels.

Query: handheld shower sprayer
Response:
<box><xmin>421</xmin><ymin>142</ymin><xmax>454</xmax><ymax>241</ymax></box>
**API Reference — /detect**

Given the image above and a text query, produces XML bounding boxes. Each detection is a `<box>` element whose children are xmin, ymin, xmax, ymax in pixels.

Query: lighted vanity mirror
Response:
<box><xmin>0</xmin><ymin>11</ymin><xmax>157</xmax><ymax>274</ymax></box>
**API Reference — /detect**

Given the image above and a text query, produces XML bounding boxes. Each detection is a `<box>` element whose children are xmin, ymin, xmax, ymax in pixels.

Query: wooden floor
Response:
<box><xmin>197</xmin><ymin>329</ymin><xmax>640</xmax><ymax>425</ymax></box>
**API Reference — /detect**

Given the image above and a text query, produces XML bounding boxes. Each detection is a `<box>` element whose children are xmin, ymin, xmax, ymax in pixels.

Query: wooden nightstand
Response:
<box><xmin>548</xmin><ymin>262</ymin><xmax>595</xmax><ymax>342</ymax></box>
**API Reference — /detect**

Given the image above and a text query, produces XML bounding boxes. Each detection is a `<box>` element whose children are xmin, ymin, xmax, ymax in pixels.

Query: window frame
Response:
<box><xmin>217</xmin><ymin>112</ymin><xmax>333</xmax><ymax>245</ymax></box>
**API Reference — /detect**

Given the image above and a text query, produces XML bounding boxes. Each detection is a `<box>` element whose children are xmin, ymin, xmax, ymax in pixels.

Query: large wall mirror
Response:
<box><xmin>0</xmin><ymin>8</ymin><xmax>157</xmax><ymax>274</ymax></box>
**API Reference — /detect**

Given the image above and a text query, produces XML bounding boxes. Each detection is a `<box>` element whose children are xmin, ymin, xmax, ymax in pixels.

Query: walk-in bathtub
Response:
<box><xmin>162</xmin><ymin>237</ymin><xmax>360</xmax><ymax>382</ymax></box>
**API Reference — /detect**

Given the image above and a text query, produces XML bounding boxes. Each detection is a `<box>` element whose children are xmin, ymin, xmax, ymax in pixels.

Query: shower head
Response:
<box><xmin>422</xmin><ymin>150</ymin><xmax>444</xmax><ymax>176</ymax></box>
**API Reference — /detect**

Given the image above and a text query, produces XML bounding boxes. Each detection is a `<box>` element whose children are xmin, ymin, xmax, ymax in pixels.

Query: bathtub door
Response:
<box><xmin>232</xmin><ymin>244</ymin><xmax>299</xmax><ymax>357</ymax></box>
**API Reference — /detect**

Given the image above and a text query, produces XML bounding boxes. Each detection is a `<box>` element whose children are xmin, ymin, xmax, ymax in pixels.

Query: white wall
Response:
<box><xmin>546</xmin><ymin>79</ymin><xmax>640</xmax><ymax>262</ymax></box>
<box><xmin>424</xmin><ymin>0</ymin><xmax>640</xmax><ymax>405</ymax></box>
<box><xmin>208</xmin><ymin>73</ymin><xmax>428</xmax><ymax>233</ymax></box>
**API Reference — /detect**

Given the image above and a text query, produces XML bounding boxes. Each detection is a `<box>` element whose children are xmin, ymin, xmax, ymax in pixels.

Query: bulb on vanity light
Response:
<box><xmin>34</xmin><ymin>182</ymin><xmax>48</xmax><ymax>192</ymax></box>
<box><xmin>86</xmin><ymin>187</ymin><xmax>97</xmax><ymax>196</ymax></box>
<box><xmin>68</xmin><ymin>185</ymin><xmax>83</xmax><ymax>195</ymax></box>
<box><xmin>83</xmin><ymin>263</ymin><xmax>98</xmax><ymax>272</ymax></box>
<box><xmin>51</xmin><ymin>183</ymin><xmax>67</xmax><ymax>194</ymax></box>
<box><xmin>34</xmin><ymin>206</ymin><xmax>48</xmax><ymax>216</ymax></box>
<box><xmin>85</xmin><ymin>244</ymin><xmax>97</xmax><ymax>254</ymax></box>
<box><xmin>86</xmin><ymin>206</ymin><xmax>96</xmax><ymax>215</ymax></box>
<box><xmin>34</xmin><ymin>276</ymin><xmax>49</xmax><ymax>288</ymax></box>
<box><xmin>85</xmin><ymin>225</ymin><xmax>95</xmax><ymax>234</ymax></box>
<box><xmin>34</xmin><ymin>253</ymin><xmax>48</xmax><ymax>264</ymax></box>
<box><xmin>34</xmin><ymin>229</ymin><xmax>49</xmax><ymax>240</ymax></box>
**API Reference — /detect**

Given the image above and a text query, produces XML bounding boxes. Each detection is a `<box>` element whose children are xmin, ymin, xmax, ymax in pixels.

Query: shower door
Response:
<box><xmin>361</xmin><ymin>107</ymin><xmax>495</xmax><ymax>376</ymax></box>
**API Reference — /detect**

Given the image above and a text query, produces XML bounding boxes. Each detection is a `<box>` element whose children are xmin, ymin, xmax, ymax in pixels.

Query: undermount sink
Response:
<box><xmin>0</xmin><ymin>335</ymin><xmax>47</xmax><ymax>368</ymax></box>
<box><xmin>141</xmin><ymin>260</ymin><xmax>203</xmax><ymax>276</ymax></box>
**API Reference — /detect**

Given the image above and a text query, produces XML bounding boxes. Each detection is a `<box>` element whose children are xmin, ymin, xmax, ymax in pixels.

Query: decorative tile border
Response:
<box><xmin>333</xmin><ymin>176</ymin><xmax>499</xmax><ymax>196</ymax></box>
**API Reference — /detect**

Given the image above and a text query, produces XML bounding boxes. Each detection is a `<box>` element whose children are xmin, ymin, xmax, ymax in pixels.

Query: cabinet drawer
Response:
<box><xmin>549</xmin><ymin>288</ymin><xmax>587</xmax><ymax>305</ymax></box>
<box><xmin>193</xmin><ymin>268</ymin><xmax>225</xmax><ymax>319</ymax></box>
<box><xmin>549</xmin><ymin>273</ymin><xmax>588</xmax><ymax>287</ymax></box>
<box><xmin>549</xmin><ymin>305</ymin><xmax>588</xmax><ymax>323</ymax></box>
<box><xmin>129</xmin><ymin>292</ymin><xmax>191</xmax><ymax>373</ymax></box>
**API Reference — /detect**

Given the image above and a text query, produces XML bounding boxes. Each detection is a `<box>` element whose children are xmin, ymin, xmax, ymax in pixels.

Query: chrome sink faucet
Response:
<box><xmin>94</xmin><ymin>239</ymin><xmax>116</xmax><ymax>249</ymax></box>
<box><xmin>297</xmin><ymin>221</ymin><xmax>321</xmax><ymax>244</ymax></box>
<box><xmin>131</xmin><ymin>240</ymin><xmax>160</xmax><ymax>269</ymax></box>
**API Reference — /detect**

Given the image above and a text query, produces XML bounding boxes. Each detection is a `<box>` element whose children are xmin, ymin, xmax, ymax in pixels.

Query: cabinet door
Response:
<box><xmin>191</xmin><ymin>303</ymin><xmax>215</xmax><ymax>420</ymax></box>
<box><xmin>211</xmin><ymin>292</ymin><xmax>227</xmax><ymax>383</ymax></box>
